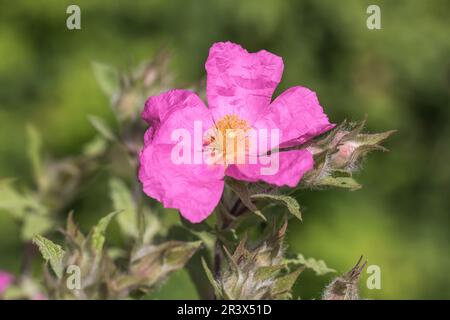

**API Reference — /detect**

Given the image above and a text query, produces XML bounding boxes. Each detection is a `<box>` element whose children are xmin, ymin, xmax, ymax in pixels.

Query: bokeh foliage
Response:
<box><xmin>0</xmin><ymin>0</ymin><xmax>449</xmax><ymax>299</ymax></box>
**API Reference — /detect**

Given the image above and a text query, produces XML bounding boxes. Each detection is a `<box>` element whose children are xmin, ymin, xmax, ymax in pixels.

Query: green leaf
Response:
<box><xmin>109</xmin><ymin>178</ymin><xmax>138</xmax><ymax>238</ymax></box>
<box><xmin>225</xmin><ymin>178</ymin><xmax>266</xmax><ymax>221</ymax></box>
<box><xmin>355</xmin><ymin>130</ymin><xmax>396</xmax><ymax>146</ymax></box>
<box><xmin>91</xmin><ymin>61</ymin><xmax>119</xmax><ymax>96</ymax></box>
<box><xmin>254</xmin><ymin>265</ymin><xmax>285</xmax><ymax>282</ymax></box>
<box><xmin>0</xmin><ymin>180</ymin><xmax>28</xmax><ymax>218</ymax></box>
<box><xmin>142</xmin><ymin>208</ymin><xmax>162</xmax><ymax>244</ymax></box>
<box><xmin>251</xmin><ymin>194</ymin><xmax>302</xmax><ymax>221</ymax></box>
<box><xmin>285</xmin><ymin>254</ymin><xmax>336</xmax><ymax>276</ymax></box>
<box><xmin>32</xmin><ymin>234</ymin><xmax>65</xmax><ymax>279</ymax></box>
<box><xmin>91</xmin><ymin>211</ymin><xmax>118</xmax><ymax>257</ymax></box>
<box><xmin>82</xmin><ymin>135</ymin><xmax>107</xmax><ymax>157</ymax></box>
<box><xmin>164</xmin><ymin>241</ymin><xmax>203</xmax><ymax>267</ymax></box>
<box><xmin>87</xmin><ymin>115</ymin><xmax>116</xmax><ymax>141</ymax></box>
<box><xmin>201</xmin><ymin>257</ymin><xmax>222</xmax><ymax>298</ymax></box>
<box><xmin>21</xmin><ymin>214</ymin><xmax>54</xmax><ymax>241</ymax></box>
<box><xmin>317</xmin><ymin>176</ymin><xmax>361</xmax><ymax>190</ymax></box>
<box><xmin>2</xmin><ymin>285</ymin><xmax>27</xmax><ymax>300</ymax></box>
<box><xmin>124</xmin><ymin>241</ymin><xmax>202</xmax><ymax>292</ymax></box>
<box><xmin>0</xmin><ymin>180</ymin><xmax>47</xmax><ymax>219</ymax></box>
<box><xmin>272</xmin><ymin>267</ymin><xmax>304</xmax><ymax>298</ymax></box>
<box><xmin>65</xmin><ymin>211</ymin><xmax>86</xmax><ymax>246</ymax></box>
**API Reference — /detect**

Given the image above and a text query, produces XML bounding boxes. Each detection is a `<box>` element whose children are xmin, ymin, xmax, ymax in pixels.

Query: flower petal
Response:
<box><xmin>205</xmin><ymin>41</ymin><xmax>284</xmax><ymax>123</ymax></box>
<box><xmin>254</xmin><ymin>86</ymin><xmax>334</xmax><ymax>148</ymax></box>
<box><xmin>226</xmin><ymin>149</ymin><xmax>313</xmax><ymax>187</ymax></box>
<box><xmin>142</xmin><ymin>89</ymin><xmax>209</xmax><ymax>145</ymax></box>
<box><xmin>139</xmin><ymin>144</ymin><xmax>225</xmax><ymax>223</ymax></box>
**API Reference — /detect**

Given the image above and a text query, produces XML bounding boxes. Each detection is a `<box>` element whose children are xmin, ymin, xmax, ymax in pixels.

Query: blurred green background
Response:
<box><xmin>0</xmin><ymin>0</ymin><xmax>449</xmax><ymax>299</ymax></box>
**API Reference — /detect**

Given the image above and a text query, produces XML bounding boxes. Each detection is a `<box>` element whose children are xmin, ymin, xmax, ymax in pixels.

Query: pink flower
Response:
<box><xmin>0</xmin><ymin>271</ymin><xmax>14</xmax><ymax>294</ymax></box>
<box><xmin>139</xmin><ymin>42</ymin><xmax>333</xmax><ymax>223</ymax></box>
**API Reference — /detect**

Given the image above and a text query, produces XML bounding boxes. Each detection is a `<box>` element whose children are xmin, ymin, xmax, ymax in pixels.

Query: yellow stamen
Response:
<box><xmin>206</xmin><ymin>114</ymin><xmax>250</xmax><ymax>165</ymax></box>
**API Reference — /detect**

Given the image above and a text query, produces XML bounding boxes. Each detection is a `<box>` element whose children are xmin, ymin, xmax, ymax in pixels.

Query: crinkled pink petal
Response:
<box><xmin>140</xmin><ymin>89</ymin><xmax>224</xmax><ymax>223</ymax></box>
<box><xmin>139</xmin><ymin>144</ymin><xmax>225</xmax><ymax>223</ymax></box>
<box><xmin>152</xmin><ymin>105</ymin><xmax>214</xmax><ymax>147</ymax></box>
<box><xmin>205</xmin><ymin>41</ymin><xmax>284</xmax><ymax>124</ymax></box>
<box><xmin>226</xmin><ymin>149</ymin><xmax>313</xmax><ymax>187</ymax></box>
<box><xmin>0</xmin><ymin>271</ymin><xmax>14</xmax><ymax>294</ymax></box>
<box><xmin>254</xmin><ymin>86</ymin><xmax>334</xmax><ymax>149</ymax></box>
<box><xmin>142</xmin><ymin>89</ymin><xmax>208</xmax><ymax>145</ymax></box>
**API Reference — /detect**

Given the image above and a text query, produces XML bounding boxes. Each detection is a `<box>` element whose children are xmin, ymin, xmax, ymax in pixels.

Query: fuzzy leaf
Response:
<box><xmin>226</xmin><ymin>178</ymin><xmax>266</xmax><ymax>221</ymax></box>
<box><xmin>201</xmin><ymin>257</ymin><xmax>222</xmax><ymax>298</ymax></box>
<box><xmin>92</xmin><ymin>62</ymin><xmax>119</xmax><ymax>96</ymax></box>
<box><xmin>142</xmin><ymin>208</ymin><xmax>162</xmax><ymax>244</ymax></box>
<box><xmin>285</xmin><ymin>254</ymin><xmax>335</xmax><ymax>276</ymax></box>
<box><xmin>0</xmin><ymin>181</ymin><xmax>28</xmax><ymax>218</ymax></box>
<box><xmin>124</xmin><ymin>241</ymin><xmax>202</xmax><ymax>291</ymax></box>
<box><xmin>251</xmin><ymin>194</ymin><xmax>302</xmax><ymax>221</ymax></box>
<box><xmin>317</xmin><ymin>176</ymin><xmax>361</xmax><ymax>190</ymax></box>
<box><xmin>82</xmin><ymin>135</ymin><xmax>107</xmax><ymax>157</ymax></box>
<box><xmin>66</xmin><ymin>211</ymin><xmax>85</xmax><ymax>245</ymax></box>
<box><xmin>355</xmin><ymin>130</ymin><xmax>396</xmax><ymax>146</ymax></box>
<box><xmin>0</xmin><ymin>180</ymin><xmax>48</xmax><ymax>219</ymax></box>
<box><xmin>91</xmin><ymin>211</ymin><xmax>118</xmax><ymax>257</ymax></box>
<box><xmin>109</xmin><ymin>178</ymin><xmax>138</xmax><ymax>238</ymax></box>
<box><xmin>164</xmin><ymin>240</ymin><xmax>203</xmax><ymax>267</ymax></box>
<box><xmin>254</xmin><ymin>265</ymin><xmax>285</xmax><ymax>282</ymax></box>
<box><xmin>272</xmin><ymin>267</ymin><xmax>304</xmax><ymax>298</ymax></box>
<box><xmin>22</xmin><ymin>214</ymin><xmax>54</xmax><ymax>241</ymax></box>
<box><xmin>87</xmin><ymin>115</ymin><xmax>116</xmax><ymax>141</ymax></box>
<box><xmin>32</xmin><ymin>235</ymin><xmax>65</xmax><ymax>279</ymax></box>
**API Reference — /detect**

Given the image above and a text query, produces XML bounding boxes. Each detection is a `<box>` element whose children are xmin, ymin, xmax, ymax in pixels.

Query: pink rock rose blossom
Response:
<box><xmin>139</xmin><ymin>42</ymin><xmax>333</xmax><ymax>223</ymax></box>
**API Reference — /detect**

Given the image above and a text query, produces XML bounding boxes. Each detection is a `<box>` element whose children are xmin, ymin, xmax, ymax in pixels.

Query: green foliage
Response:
<box><xmin>315</xmin><ymin>176</ymin><xmax>361</xmax><ymax>190</ymax></box>
<box><xmin>109</xmin><ymin>178</ymin><xmax>139</xmax><ymax>239</ymax></box>
<box><xmin>22</xmin><ymin>214</ymin><xmax>53</xmax><ymax>241</ymax></box>
<box><xmin>206</xmin><ymin>222</ymin><xmax>303</xmax><ymax>300</ymax></box>
<box><xmin>225</xmin><ymin>178</ymin><xmax>266</xmax><ymax>221</ymax></box>
<box><xmin>251</xmin><ymin>193</ymin><xmax>302</xmax><ymax>221</ymax></box>
<box><xmin>90</xmin><ymin>211</ymin><xmax>118</xmax><ymax>259</ymax></box>
<box><xmin>91</xmin><ymin>62</ymin><xmax>119</xmax><ymax>97</ymax></box>
<box><xmin>0</xmin><ymin>179</ymin><xmax>52</xmax><ymax>240</ymax></box>
<box><xmin>123</xmin><ymin>241</ymin><xmax>202</xmax><ymax>292</ymax></box>
<box><xmin>201</xmin><ymin>257</ymin><xmax>222</xmax><ymax>298</ymax></box>
<box><xmin>285</xmin><ymin>254</ymin><xmax>335</xmax><ymax>276</ymax></box>
<box><xmin>0</xmin><ymin>180</ymin><xmax>43</xmax><ymax>219</ymax></box>
<box><xmin>87</xmin><ymin>115</ymin><xmax>117</xmax><ymax>141</ymax></box>
<box><xmin>32</xmin><ymin>235</ymin><xmax>65</xmax><ymax>279</ymax></box>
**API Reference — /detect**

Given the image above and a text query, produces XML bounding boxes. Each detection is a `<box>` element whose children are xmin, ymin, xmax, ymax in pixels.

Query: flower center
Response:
<box><xmin>204</xmin><ymin>114</ymin><xmax>251</xmax><ymax>165</ymax></box>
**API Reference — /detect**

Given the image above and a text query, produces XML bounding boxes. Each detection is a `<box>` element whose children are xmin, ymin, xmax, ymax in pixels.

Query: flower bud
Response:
<box><xmin>302</xmin><ymin>119</ymin><xmax>395</xmax><ymax>190</ymax></box>
<box><xmin>205</xmin><ymin>221</ymin><xmax>303</xmax><ymax>300</ymax></box>
<box><xmin>322</xmin><ymin>256</ymin><xmax>367</xmax><ymax>300</ymax></box>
